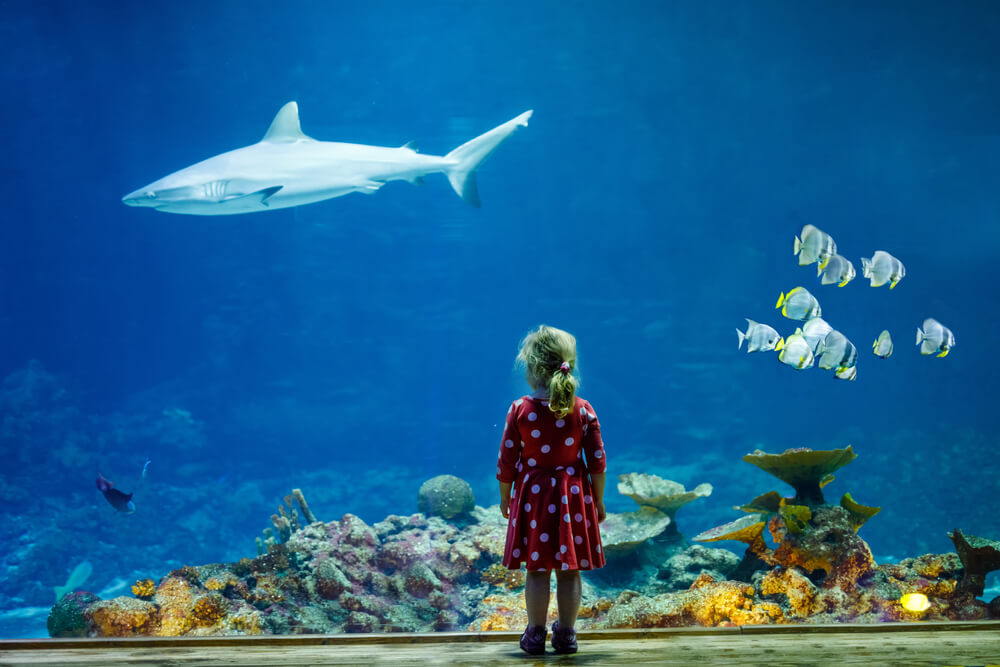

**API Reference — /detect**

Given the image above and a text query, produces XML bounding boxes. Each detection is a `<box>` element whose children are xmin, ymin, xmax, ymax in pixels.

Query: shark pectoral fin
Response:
<box><xmin>356</xmin><ymin>180</ymin><xmax>385</xmax><ymax>195</ymax></box>
<box><xmin>222</xmin><ymin>186</ymin><xmax>283</xmax><ymax>206</ymax></box>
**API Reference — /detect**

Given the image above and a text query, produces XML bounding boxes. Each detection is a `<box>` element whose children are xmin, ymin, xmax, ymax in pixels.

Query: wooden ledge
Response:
<box><xmin>2</xmin><ymin>621</ymin><xmax>999</xmax><ymax>666</ymax></box>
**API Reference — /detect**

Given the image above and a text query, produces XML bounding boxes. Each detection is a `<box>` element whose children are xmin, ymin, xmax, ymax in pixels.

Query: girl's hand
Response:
<box><xmin>596</xmin><ymin>500</ymin><xmax>606</xmax><ymax>522</ymax></box>
<box><xmin>500</xmin><ymin>496</ymin><xmax>510</xmax><ymax>518</ymax></box>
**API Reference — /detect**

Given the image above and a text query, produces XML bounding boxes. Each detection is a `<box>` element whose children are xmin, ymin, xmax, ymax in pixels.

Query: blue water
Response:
<box><xmin>1</xmin><ymin>0</ymin><xmax>999</xmax><ymax>638</ymax></box>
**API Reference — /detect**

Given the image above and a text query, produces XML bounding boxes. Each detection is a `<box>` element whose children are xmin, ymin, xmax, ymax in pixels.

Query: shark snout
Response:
<box><xmin>122</xmin><ymin>189</ymin><xmax>156</xmax><ymax>207</ymax></box>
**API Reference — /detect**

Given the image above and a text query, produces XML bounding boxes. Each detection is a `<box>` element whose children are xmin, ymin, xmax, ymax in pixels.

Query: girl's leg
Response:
<box><xmin>524</xmin><ymin>571</ymin><xmax>552</xmax><ymax>627</ymax></box>
<box><xmin>554</xmin><ymin>570</ymin><xmax>581</xmax><ymax>628</ymax></box>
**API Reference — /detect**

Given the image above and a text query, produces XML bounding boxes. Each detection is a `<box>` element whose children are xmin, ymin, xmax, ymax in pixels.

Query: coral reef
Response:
<box><xmin>616</xmin><ymin>473</ymin><xmax>712</xmax><ymax>528</ymax></box>
<box><xmin>42</xmin><ymin>456</ymin><xmax>1000</xmax><ymax>638</ymax></box>
<box><xmin>742</xmin><ymin>446</ymin><xmax>856</xmax><ymax>505</ymax></box>
<box><xmin>416</xmin><ymin>475</ymin><xmax>475</xmax><ymax>519</ymax></box>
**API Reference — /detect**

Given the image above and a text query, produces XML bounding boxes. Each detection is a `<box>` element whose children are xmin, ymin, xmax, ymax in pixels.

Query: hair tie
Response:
<box><xmin>559</xmin><ymin>362</ymin><xmax>571</xmax><ymax>374</ymax></box>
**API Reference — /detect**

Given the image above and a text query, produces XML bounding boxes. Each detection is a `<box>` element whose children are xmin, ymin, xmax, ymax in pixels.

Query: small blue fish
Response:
<box><xmin>141</xmin><ymin>458</ymin><xmax>151</xmax><ymax>479</ymax></box>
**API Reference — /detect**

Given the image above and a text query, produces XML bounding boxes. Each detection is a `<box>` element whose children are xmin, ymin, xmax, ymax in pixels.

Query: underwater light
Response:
<box><xmin>899</xmin><ymin>593</ymin><xmax>931</xmax><ymax>612</ymax></box>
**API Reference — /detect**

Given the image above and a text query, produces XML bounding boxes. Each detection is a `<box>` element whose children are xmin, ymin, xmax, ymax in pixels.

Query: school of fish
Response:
<box><xmin>736</xmin><ymin>224</ymin><xmax>955</xmax><ymax>380</ymax></box>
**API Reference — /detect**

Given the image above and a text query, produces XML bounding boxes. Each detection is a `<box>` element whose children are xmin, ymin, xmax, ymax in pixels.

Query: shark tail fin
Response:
<box><xmin>444</xmin><ymin>110</ymin><xmax>532</xmax><ymax>207</ymax></box>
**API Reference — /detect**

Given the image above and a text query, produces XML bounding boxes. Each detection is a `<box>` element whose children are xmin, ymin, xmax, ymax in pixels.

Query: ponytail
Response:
<box><xmin>547</xmin><ymin>362</ymin><xmax>577</xmax><ymax>418</ymax></box>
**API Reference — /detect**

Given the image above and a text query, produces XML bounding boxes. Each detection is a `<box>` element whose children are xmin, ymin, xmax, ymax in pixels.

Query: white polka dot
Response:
<box><xmin>550</xmin><ymin>478</ymin><xmax>556</xmax><ymax>488</ymax></box>
<box><xmin>562</xmin><ymin>562</ymin><xmax>569</xmax><ymax>570</ymax></box>
<box><xmin>564</xmin><ymin>513</ymin><xmax>571</xmax><ymax>522</ymax></box>
<box><xmin>496</xmin><ymin>466</ymin><xmax>501</xmax><ymax>474</ymax></box>
<box><xmin>513</xmin><ymin>548</ymin><xmax>520</xmax><ymax>557</ymax></box>
<box><xmin>539</xmin><ymin>568</ymin><xmax>546</xmax><ymax>572</ymax></box>
<box><xmin>531</xmin><ymin>484</ymin><xmax>540</xmax><ymax>494</ymax></box>
<box><xmin>528</xmin><ymin>411</ymin><xmax>537</xmax><ymax>421</ymax></box>
<box><xmin>574</xmin><ymin>513</ymin><xmax>583</xmax><ymax>522</ymax></box>
<box><xmin>588</xmin><ymin>413</ymin><xmax>595</xmax><ymax>421</ymax></box>
<box><xmin>584</xmin><ymin>495</ymin><xmax>592</xmax><ymax>504</ymax></box>
<box><xmin>582</xmin><ymin>425</ymin><xmax>588</xmax><ymax>435</ymax></box>
<box><xmin>523</xmin><ymin>537</ymin><xmax>528</xmax><ymax>545</ymax></box>
<box><xmin>596</xmin><ymin>545</ymin><xmax>601</xmax><ymax>553</ymax></box>
<box><xmin>548</xmin><ymin>504</ymin><xmax>556</xmax><ymax>513</ymax></box>
<box><xmin>560</xmin><ymin>545</ymin><xmax>567</xmax><ymax>553</ymax></box>
<box><xmin>565</xmin><ymin>437</ymin><xmax>575</xmax><ymax>446</ymax></box>
<box><xmin>555</xmin><ymin>552</ymin><xmax>562</xmax><ymax>560</ymax></box>
<box><xmin>524</xmin><ymin>502</ymin><xmax>531</xmax><ymax>512</ymax></box>
<box><xmin>574</xmin><ymin>535</ymin><xmax>583</xmax><ymax>544</ymax></box>
<box><xmin>512</xmin><ymin>488</ymin><xmax>517</xmax><ymax>497</ymax></box>
<box><xmin>530</xmin><ymin>519</ymin><xmax>537</xmax><ymax>528</ymax></box>
<box><xmin>541</xmin><ymin>445</ymin><xmax>550</xmax><ymax>453</ymax></box>
<box><xmin>516</xmin><ymin>463</ymin><xmax>523</xmax><ymax>472</ymax></box>
<box><xmin>567</xmin><ymin>467</ymin><xmax>575</xmax><ymax>476</ymax></box>
<box><xmin>595</xmin><ymin>450</ymin><xmax>603</xmax><ymax>459</ymax></box>
<box><xmin>555</xmin><ymin>419</ymin><xmax>565</xmax><ymax>428</ymax></box>
<box><xmin>579</xmin><ymin>407</ymin><xmax>586</xmax><ymax>415</ymax></box>
<box><xmin>512</xmin><ymin>517</ymin><xmax>516</xmax><ymax>526</ymax></box>
<box><xmin>527</xmin><ymin>458</ymin><xmax>536</xmax><ymax>467</ymax></box>
<box><xmin>505</xmin><ymin>439</ymin><xmax>514</xmax><ymax>448</ymax></box>
<box><xmin>586</xmin><ymin>520</ymin><xmax>592</xmax><ymax>528</ymax></box>
<box><xmin>531</xmin><ymin>429</ymin><xmax>541</xmax><ymax>438</ymax></box>
<box><xmin>515</xmin><ymin>399</ymin><xmax>524</xmax><ymax>406</ymax></box>
<box><xmin>578</xmin><ymin>451</ymin><xmax>583</xmax><ymax>459</ymax></box>
<box><xmin>531</xmin><ymin>552</ymin><xmax>539</xmax><ymax>561</ymax></box>
<box><xmin>562</xmin><ymin>495</ymin><xmax>568</xmax><ymax>504</ymax></box>
<box><xmin>540</xmin><ymin>533</ymin><xmax>549</xmax><ymax>542</ymax></box>
<box><xmin>524</xmin><ymin>474</ymin><xmax>530</xmax><ymax>483</ymax></box>
<box><xmin>581</xmin><ymin>559</ymin><xmax>589</xmax><ymax>568</ymax></box>
<box><xmin>570</xmin><ymin>485</ymin><xmax>580</xmax><ymax>494</ymax></box>
<box><xmin>521</xmin><ymin>441</ymin><xmax>525</xmax><ymax>447</ymax></box>
<box><xmin>556</xmin><ymin>466</ymin><xmax>564</xmax><ymax>471</ymax></box>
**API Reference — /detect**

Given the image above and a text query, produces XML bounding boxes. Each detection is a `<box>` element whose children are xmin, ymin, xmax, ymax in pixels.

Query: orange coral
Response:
<box><xmin>88</xmin><ymin>598</ymin><xmax>159</xmax><ymax>637</ymax></box>
<box><xmin>131</xmin><ymin>579</ymin><xmax>156</xmax><ymax>599</ymax></box>
<box><xmin>761</xmin><ymin>567</ymin><xmax>818</xmax><ymax>617</ymax></box>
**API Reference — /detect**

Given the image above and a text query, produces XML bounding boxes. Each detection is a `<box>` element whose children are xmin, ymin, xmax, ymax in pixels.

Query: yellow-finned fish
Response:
<box><xmin>873</xmin><ymin>330</ymin><xmax>893</xmax><ymax>358</ymax></box>
<box><xmin>861</xmin><ymin>250</ymin><xmax>906</xmax><ymax>289</ymax></box>
<box><xmin>817</xmin><ymin>253</ymin><xmax>856</xmax><ymax>287</ymax></box>
<box><xmin>817</xmin><ymin>329</ymin><xmax>858</xmax><ymax>372</ymax></box>
<box><xmin>777</xmin><ymin>330</ymin><xmax>815</xmax><ymax>370</ymax></box>
<box><xmin>899</xmin><ymin>593</ymin><xmax>931</xmax><ymax>612</ymax></box>
<box><xmin>793</xmin><ymin>224</ymin><xmax>837</xmax><ymax>267</ymax></box>
<box><xmin>916</xmin><ymin>318</ymin><xmax>955</xmax><ymax>357</ymax></box>
<box><xmin>776</xmin><ymin>287</ymin><xmax>821</xmax><ymax>321</ymax></box>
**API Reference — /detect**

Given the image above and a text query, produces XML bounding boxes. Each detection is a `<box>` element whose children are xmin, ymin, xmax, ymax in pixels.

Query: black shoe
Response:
<box><xmin>520</xmin><ymin>624</ymin><xmax>546</xmax><ymax>655</ymax></box>
<box><xmin>551</xmin><ymin>620</ymin><xmax>578</xmax><ymax>654</ymax></box>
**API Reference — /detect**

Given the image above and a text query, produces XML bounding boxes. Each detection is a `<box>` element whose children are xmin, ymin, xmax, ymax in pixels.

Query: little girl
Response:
<box><xmin>496</xmin><ymin>324</ymin><xmax>607</xmax><ymax>655</ymax></box>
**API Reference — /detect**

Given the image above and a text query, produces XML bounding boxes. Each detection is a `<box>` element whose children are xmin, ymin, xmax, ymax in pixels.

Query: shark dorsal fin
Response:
<box><xmin>262</xmin><ymin>102</ymin><xmax>313</xmax><ymax>143</ymax></box>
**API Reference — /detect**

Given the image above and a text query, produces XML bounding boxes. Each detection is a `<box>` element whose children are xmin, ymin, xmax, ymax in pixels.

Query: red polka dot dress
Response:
<box><xmin>497</xmin><ymin>395</ymin><xmax>607</xmax><ymax>571</ymax></box>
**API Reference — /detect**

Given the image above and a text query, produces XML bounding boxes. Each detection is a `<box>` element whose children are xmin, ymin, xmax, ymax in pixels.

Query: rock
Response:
<box><xmin>417</xmin><ymin>475</ymin><xmax>475</xmax><ymax>519</ymax></box>
<box><xmin>47</xmin><ymin>591</ymin><xmax>99</xmax><ymax>637</ymax></box>
<box><xmin>656</xmin><ymin>545</ymin><xmax>740</xmax><ymax>590</ymax></box>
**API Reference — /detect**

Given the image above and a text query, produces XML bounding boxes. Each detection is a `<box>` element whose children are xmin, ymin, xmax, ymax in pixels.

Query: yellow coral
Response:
<box><xmin>204</xmin><ymin>574</ymin><xmax>236</xmax><ymax>591</ymax></box>
<box><xmin>480</xmin><ymin>563</ymin><xmax>525</xmax><ymax>589</ymax></box>
<box><xmin>131</xmin><ymin>579</ymin><xmax>156</xmax><ymax>599</ymax></box>
<box><xmin>89</xmin><ymin>598</ymin><xmax>158</xmax><ymax>637</ymax></box>
<box><xmin>192</xmin><ymin>594</ymin><xmax>227</xmax><ymax>626</ymax></box>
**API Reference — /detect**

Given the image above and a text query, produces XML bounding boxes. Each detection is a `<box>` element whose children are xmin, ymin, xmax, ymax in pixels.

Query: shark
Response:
<box><xmin>122</xmin><ymin>103</ymin><xmax>533</xmax><ymax>215</ymax></box>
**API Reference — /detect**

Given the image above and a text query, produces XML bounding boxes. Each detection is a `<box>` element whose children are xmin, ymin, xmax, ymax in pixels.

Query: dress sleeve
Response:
<box><xmin>497</xmin><ymin>403</ymin><xmax>522</xmax><ymax>483</ymax></box>
<box><xmin>581</xmin><ymin>401</ymin><xmax>607</xmax><ymax>474</ymax></box>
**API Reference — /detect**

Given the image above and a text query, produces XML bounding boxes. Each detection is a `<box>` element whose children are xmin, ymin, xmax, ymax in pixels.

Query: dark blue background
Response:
<box><xmin>1</xmin><ymin>0</ymin><xmax>998</xmax><ymax>636</ymax></box>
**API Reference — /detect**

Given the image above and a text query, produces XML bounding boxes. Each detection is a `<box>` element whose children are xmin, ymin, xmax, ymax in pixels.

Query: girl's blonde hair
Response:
<box><xmin>516</xmin><ymin>325</ymin><xmax>578</xmax><ymax>418</ymax></box>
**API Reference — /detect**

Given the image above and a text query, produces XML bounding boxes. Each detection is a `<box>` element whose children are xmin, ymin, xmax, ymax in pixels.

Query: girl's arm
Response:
<box><xmin>499</xmin><ymin>481</ymin><xmax>512</xmax><ymax>518</ymax></box>
<box><xmin>590</xmin><ymin>472</ymin><xmax>606</xmax><ymax>522</ymax></box>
